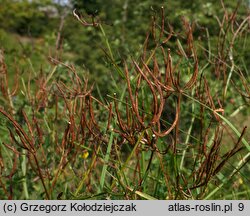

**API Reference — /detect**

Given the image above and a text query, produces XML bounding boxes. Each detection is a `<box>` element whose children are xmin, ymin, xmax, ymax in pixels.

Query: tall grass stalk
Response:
<box><xmin>182</xmin><ymin>92</ymin><xmax>249</xmax><ymax>150</ymax></box>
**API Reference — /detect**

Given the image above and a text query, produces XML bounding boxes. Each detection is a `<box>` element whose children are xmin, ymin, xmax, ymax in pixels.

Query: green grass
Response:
<box><xmin>0</xmin><ymin>7</ymin><xmax>249</xmax><ymax>200</ymax></box>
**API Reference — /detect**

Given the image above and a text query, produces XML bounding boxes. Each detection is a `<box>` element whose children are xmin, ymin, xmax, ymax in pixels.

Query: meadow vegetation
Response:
<box><xmin>0</xmin><ymin>0</ymin><xmax>249</xmax><ymax>199</ymax></box>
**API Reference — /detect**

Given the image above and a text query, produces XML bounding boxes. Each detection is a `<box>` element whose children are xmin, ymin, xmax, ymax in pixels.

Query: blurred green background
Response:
<box><xmin>1</xmin><ymin>0</ymin><xmax>249</xmax><ymax>94</ymax></box>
